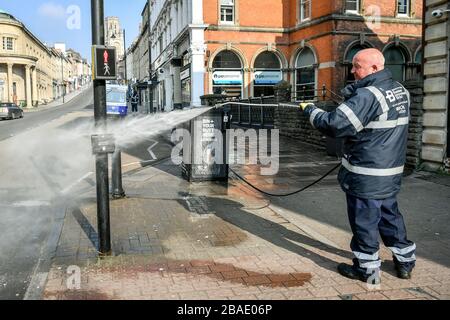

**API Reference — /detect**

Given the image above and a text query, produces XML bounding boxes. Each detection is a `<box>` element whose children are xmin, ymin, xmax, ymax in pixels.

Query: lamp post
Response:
<box><xmin>147</xmin><ymin>0</ymin><xmax>153</xmax><ymax>114</ymax></box>
<box><xmin>123</xmin><ymin>29</ymin><xmax>127</xmax><ymax>85</ymax></box>
<box><xmin>91</xmin><ymin>0</ymin><xmax>112</xmax><ymax>256</ymax></box>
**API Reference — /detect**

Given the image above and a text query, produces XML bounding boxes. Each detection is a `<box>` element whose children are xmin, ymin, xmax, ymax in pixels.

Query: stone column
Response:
<box><xmin>7</xmin><ymin>63</ymin><xmax>13</xmax><ymax>103</ymax></box>
<box><xmin>25</xmin><ymin>65</ymin><xmax>32</xmax><ymax>108</ymax></box>
<box><xmin>32</xmin><ymin>67</ymin><xmax>37</xmax><ymax>106</ymax></box>
<box><xmin>190</xmin><ymin>25</ymin><xmax>206</xmax><ymax>107</ymax></box>
<box><xmin>173</xmin><ymin>66</ymin><xmax>182</xmax><ymax>108</ymax></box>
<box><xmin>187</xmin><ymin>0</ymin><xmax>192</xmax><ymax>24</ymax></box>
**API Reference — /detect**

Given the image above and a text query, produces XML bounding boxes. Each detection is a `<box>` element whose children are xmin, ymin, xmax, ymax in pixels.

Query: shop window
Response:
<box><xmin>212</xmin><ymin>50</ymin><xmax>243</xmax><ymax>98</ymax></box>
<box><xmin>254</xmin><ymin>51</ymin><xmax>282</xmax><ymax>97</ymax></box>
<box><xmin>384</xmin><ymin>46</ymin><xmax>406</xmax><ymax>82</ymax></box>
<box><xmin>220</xmin><ymin>0</ymin><xmax>235</xmax><ymax>24</ymax></box>
<box><xmin>213</xmin><ymin>50</ymin><xmax>241</xmax><ymax>69</ymax></box>
<box><xmin>295</xmin><ymin>47</ymin><xmax>316</xmax><ymax>100</ymax></box>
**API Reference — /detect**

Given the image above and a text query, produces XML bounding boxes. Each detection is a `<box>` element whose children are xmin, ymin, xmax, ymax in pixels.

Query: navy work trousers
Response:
<box><xmin>346</xmin><ymin>194</ymin><xmax>416</xmax><ymax>273</ymax></box>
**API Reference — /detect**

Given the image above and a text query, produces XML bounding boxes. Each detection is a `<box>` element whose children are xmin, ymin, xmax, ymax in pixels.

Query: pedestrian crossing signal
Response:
<box><xmin>92</xmin><ymin>45</ymin><xmax>117</xmax><ymax>80</ymax></box>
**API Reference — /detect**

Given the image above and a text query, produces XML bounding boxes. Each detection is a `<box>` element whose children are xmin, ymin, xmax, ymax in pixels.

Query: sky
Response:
<box><xmin>0</xmin><ymin>0</ymin><xmax>147</xmax><ymax>62</ymax></box>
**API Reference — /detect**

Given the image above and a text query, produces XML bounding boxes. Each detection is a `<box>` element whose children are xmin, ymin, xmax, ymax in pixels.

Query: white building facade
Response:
<box><xmin>149</xmin><ymin>0</ymin><xmax>207</xmax><ymax>110</ymax></box>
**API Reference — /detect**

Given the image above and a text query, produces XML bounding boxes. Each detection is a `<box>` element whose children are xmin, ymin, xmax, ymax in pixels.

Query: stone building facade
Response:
<box><xmin>144</xmin><ymin>0</ymin><xmax>422</xmax><ymax>110</ymax></box>
<box><xmin>421</xmin><ymin>0</ymin><xmax>449</xmax><ymax>171</ymax></box>
<box><xmin>105</xmin><ymin>17</ymin><xmax>125</xmax><ymax>61</ymax></box>
<box><xmin>0</xmin><ymin>9</ymin><xmax>53</xmax><ymax>107</ymax></box>
<box><xmin>0</xmin><ymin>10</ymin><xmax>89</xmax><ymax>107</ymax></box>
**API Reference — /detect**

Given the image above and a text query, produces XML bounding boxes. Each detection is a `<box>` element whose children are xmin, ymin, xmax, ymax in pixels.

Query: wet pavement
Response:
<box><xmin>37</xmin><ymin>131</ymin><xmax>450</xmax><ymax>300</ymax></box>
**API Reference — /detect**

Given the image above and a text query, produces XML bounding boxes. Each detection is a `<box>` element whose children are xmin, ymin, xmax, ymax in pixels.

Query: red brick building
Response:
<box><xmin>203</xmin><ymin>0</ymin><xmax>423</xmax><ymax>100</ymax></box>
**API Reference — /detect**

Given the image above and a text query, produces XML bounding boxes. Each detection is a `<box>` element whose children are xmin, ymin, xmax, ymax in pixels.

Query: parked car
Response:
<box><xmin>0</xmin><ymin>103</ymin><xmax>24</xmax><ymax>120</ymax></box>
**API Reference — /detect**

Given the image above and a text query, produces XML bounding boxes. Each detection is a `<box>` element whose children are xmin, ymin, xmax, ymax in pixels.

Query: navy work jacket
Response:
<box><xmin>304</xmin><ymin>69</ymin><xmax>410</xmax><ymax>199</ymax></box>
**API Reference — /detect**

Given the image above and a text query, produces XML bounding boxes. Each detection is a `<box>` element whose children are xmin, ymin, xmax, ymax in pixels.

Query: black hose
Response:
<box><xmin>229</xmin><ymin>162</ymin><xmax>342</xmax><ymax>197</ymax></box>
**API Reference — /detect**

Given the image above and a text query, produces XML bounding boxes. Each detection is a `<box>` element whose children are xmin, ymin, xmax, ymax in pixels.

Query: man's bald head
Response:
<box><xmin>352</xmin><ymin>48</ymin><xmax>385</xmax><ymax>81</ymax></box>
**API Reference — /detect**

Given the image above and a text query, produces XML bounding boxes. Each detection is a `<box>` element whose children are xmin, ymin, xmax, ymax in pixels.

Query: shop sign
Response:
<box><xmin>180</xmin><ymin>68</ymin><xmax>190</xmax><ymax>81</ymax></box>
<box><xmin>213</xmin><ymin>71</ymin><xmax>242</xmax><ymax>85</ymax></box>
<box><xmin>254</xmin><ymin>71</ymin><xmax>282</xmax><ymax>85</ymax></box>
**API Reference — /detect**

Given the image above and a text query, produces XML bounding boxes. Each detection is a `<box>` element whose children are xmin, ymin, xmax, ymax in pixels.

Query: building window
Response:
<box><xmin>253</xmin><ymin>51</ymin><xmax>282</xmax><ymax>97</ymax></box>
<box><xmin>397</xmin><ymin>0</ymin><xmax>410</xmax><ymax>16</ymax></box>
<box><xmin>295</xmin><ymin>47</ymin><xmax>316</xmax><ymax>100</ymax></box>
<box><xmin>220</xmin><ymin>0</ymin><xmax>235</xmax><ymax>24</ymax></box>
<box><xmin>346</xmin><ymin>0</ymin><xmax>360</xmax><ymax>13</ymax></box>
<box><xmin>299</xmin><ymin>0</ymin><xmax>311</xmax><ymax>22</ymax></box>
<box><xmin>2</xmin><ymin>37</ymin><xmax>14</xmax><ymax>51</ymax></box>
<box><xmin>384</xmin><ymin>46</ymin><xmax>406</xmax><ymax>82</ymax></box>
<box><xmin>212</xmin><ymin>50</ymin><xmax>243</xmax><ymax>98</ymax></box>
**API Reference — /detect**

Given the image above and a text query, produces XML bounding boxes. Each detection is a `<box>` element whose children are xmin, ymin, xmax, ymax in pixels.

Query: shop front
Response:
<box><xmin>181</xmin><ymin>66</ymin><xmax>191</xmax><ymax>108</ymax></box>
<box><xmin>253</xmin><ymin>51</ymin><xmax>282</xmax><ymax>97</ymax></box>
<box><xmin>212</xmin><ymin>50</ymin><xmax>243</xmax><ymax>99</ymax></box>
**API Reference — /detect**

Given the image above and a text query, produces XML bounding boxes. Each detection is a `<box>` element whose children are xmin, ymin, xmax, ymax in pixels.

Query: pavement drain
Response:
<box><xmin>184</xmin><ymin>196</ymin><xmax>215</xmax><ymax>217</ymax></box>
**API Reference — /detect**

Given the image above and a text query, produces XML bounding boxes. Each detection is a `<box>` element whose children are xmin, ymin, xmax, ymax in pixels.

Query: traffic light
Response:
<box><xmin>92</xmin><ymin>45</ymin><xmax>117</xmax><ymax>80</ymax></box>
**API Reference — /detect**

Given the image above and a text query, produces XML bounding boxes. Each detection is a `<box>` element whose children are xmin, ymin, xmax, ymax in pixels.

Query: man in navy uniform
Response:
<box><xmin>301</xmin><ymin>48</ymin><xmax>416</xmax><ymax>283</ymax></box>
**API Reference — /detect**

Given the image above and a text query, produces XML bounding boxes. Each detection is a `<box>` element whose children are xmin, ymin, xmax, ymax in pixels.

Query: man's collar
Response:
<box><xmin>355</xmin><ymin>69</ymin><xmax>393</xmax><ymax>88</ymax></box>
<box><xmin>341</xmin><ymin>69</ymin><xmax>393</xmax><ymax>98</ymax></box>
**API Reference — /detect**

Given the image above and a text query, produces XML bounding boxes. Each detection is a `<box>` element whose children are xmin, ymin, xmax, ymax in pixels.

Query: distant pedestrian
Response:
<box><xmin>131</xmin><ymin>90</ymin><xmax>139</xmax><ymax>113</ymax></box>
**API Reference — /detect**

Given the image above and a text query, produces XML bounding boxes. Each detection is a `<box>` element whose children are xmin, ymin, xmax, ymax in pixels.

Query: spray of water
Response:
<box><xmin>0</xmin><ymin>107</ymin><xmax>213</xmax><ymax>204</ymax></box>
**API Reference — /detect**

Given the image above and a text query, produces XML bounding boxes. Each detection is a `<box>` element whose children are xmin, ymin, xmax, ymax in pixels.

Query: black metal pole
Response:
<box><xmin>91</xmin><ymin>0</ymin><xmax>111</xmax><ymax>256</ymax></box>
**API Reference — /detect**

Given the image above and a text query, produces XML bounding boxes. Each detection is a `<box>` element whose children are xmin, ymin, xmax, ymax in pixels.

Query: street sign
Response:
<box><xmin>92</xmin><ymin>45</ymin><xmax>117</xmax><ymax>80</ymax></box>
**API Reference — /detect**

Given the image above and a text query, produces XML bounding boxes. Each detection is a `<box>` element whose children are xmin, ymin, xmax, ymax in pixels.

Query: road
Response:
<box><xmin>0</xmin><ymin>88</ymin><xmax>94</xmax><ymax>300</ymax></box>
<box><xmin>0</xmin><ymin>87</ymin><xmax>179</xmax><ymax>299</ymax></box>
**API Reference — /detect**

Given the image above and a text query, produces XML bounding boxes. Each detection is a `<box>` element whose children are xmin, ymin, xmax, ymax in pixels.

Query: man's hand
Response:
<box><xmin>299</xmin><ymin>102</ymin><xmax>314</xmax><ymax>111</ymax></box>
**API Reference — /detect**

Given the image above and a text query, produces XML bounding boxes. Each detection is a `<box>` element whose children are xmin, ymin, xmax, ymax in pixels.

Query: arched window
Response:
<box><xmin>345</xmin><ymin>44</ymin><xmax>371</xmax><ymax>84</ymax></box>
<box><xmin>295</xmin><ymin>47</ymin><xmax>316</xmax><ymax>100</ymax></box>
<box><xmin>384</xmin><ymin>47</ymin><xmax>406</xmax><ymax>82</ymax></box>
<box><xmin>212</xmin><ymin>50</ymin><xmax>243</xmax><ymax>98</ymax></box>
<box><xmin>253</xmin><ymin>51</ymin><xmax>282</xmax><ymax>97</ymax></box>
<box><xmin>213</xmin><ymin>50</ymin><xmax>242</xmax><ymax>69</ymax></box>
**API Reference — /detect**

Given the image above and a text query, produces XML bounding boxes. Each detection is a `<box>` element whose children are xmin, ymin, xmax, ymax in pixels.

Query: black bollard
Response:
<box><xmin>111</xmin><ymin>150</ymin><xmax>125</xmax><ymax>199</ymax></box>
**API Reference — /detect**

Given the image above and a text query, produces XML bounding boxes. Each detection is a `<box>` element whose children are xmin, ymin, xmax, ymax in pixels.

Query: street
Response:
<box><xmin>0</xmin><ymin>88</ymin><xmax>94</xmax><ymax>299</ymax></box>
<box><xmin>0</xmin><ymin>86</ymin><xmax>197</xmax><ymax>299</ymax></box>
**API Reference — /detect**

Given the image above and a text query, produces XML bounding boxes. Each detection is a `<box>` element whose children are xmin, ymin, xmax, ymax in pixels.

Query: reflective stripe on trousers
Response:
<box><xmin>346</xmin><ymin>194</ymin><xmax>416</xmax><ymax>271</ymax></box>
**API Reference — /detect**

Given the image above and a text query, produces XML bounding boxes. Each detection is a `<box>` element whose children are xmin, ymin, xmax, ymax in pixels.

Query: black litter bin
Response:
<box><xmin>181</xmin><ymin>108</ymin><xmax>229</xmax><ymax>182</ymax></box>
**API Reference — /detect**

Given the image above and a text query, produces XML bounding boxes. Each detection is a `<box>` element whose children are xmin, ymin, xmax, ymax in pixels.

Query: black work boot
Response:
<box><xmin>393</xmin><ymin>257</ymin><xmax>413</xmax><ymax>280</ymax></box>
<box><xmin>337</xmin><ymin>263</ymin><xmax>381</xmax><ymax>284</ymax></box>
